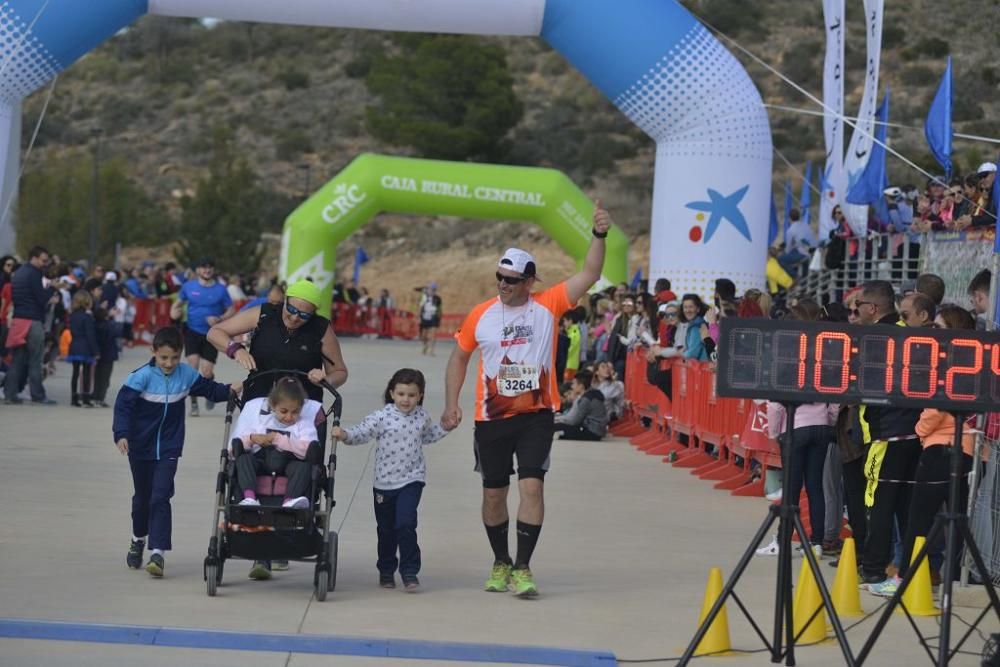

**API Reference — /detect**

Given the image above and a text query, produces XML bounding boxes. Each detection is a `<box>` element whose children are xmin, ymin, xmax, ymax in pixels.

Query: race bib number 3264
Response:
<box><xmin>497</xmin><ymin>364</ymin><xmax>540</xmax><ymax>397</ymax></box>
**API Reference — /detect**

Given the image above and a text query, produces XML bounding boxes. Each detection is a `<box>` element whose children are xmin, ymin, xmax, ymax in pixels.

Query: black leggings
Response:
<box><xmin>71</xmin><ymin>361</ymin><xmax>93</xmax><ymax>402</ymax></box>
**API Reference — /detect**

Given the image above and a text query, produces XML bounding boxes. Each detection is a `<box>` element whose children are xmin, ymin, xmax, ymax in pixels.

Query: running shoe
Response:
<box><xmin>755</xmin><ymin>535</ymin><xmax>779</xmax><ymax>556</ymax></box>
<box><xmin>145</xmin><ymin>553</ymin><xmax>164</xmax><ymax>577</ymax></box>
<box><xmin>126</xmin><ymin>539</ymin><xmax>145</xmax><ymax>569</ymax></box>
<box><xmin>765</xmin><ymin>488</ymin><xmax>783</xmax><ymax>502</ymax></box>
<box><xmin>403</xmin><ymin>576</ymin><xmax>420</xmax><ymax>592</ymax></box>
<box><xmin>238</xmin><ymin>497</ymin><xmax>261</xmax><ymax>506</ymax></box>
<box><xmin>248</xmin><ymin>561</ymin><xmax>272</xmax><ymax>580</ymax></box>
<box><xmin>272</xmin><ymin>560</ymin><xmax>289</xmax><ymax>571</ymax></box>
<box><xmin>484</xmin><ymin>561</ymin><xmax>512</xmax><ymax>592</ymax></box>
<box><xmin>189</xmin><ymin>402</ymin><xmax>200</xmax><ymax>417</ymax></box>
<box><xmin>205</xmin><ymin>400</ymin><xmax>215</xmax><ymax>411</ymax></box>
<box><xmin>379</xmin><ymin>574</ymin><xmax>396</xmax><ymax>589</ymax></box>
<box><xmin>510</xmin><ymin>567</ymin><xmax>538</xmax><ymax>598</ymax></box>
<box><xmin>867</xmin><ymin>577</ymin><xmax>900</xmax><ymax>597</ymax></box>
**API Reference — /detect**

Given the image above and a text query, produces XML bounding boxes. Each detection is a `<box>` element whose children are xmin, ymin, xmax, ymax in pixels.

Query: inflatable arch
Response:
<box><xmin>0</xmin><ymin>0</ymin><xmax>771</xmax><ymax>299</ymax></box>
<box><xmin>282</xmin><ymin>154</ymin><xmax>629</xmax><ymax>316</ymax></box>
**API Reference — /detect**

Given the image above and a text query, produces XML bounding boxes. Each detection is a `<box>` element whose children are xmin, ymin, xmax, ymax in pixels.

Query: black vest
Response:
<box><xmin>246</xmin><ymin>303</ymin><xmax>330</xmax><ymax>402</ymax></box>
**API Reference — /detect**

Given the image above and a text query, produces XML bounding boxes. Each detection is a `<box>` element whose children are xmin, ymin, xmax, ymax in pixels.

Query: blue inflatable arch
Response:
<box><xmin>0</xmin><ymin>0</ymin><xmax>771</xmax><ymax>297</ymax></box>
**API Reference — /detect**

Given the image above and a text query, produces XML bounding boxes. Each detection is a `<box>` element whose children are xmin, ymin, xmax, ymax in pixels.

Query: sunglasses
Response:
<box><xmin>495</xmin><ymin>272</ymin><xmax>527</xmax><ymax>285</ymax></box>
<box><xmin>665</xmin><ymin>311</ymin><xmax>679</xmax><ymax>318</ymax></box>
<box><xmin>285</xmin><ymin>301</ymin><xmax>314</xmax><ymax>321</ymax></box>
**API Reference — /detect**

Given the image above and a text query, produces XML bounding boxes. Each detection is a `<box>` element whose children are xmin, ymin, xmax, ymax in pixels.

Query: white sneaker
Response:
<box><xmin>765</xmin><ymin>488</ymin><xmax>783</xmax><ymax>502</ymax></box>
<box><xmin>239</xmin><ymin>497</ymin><xmax>261</xmax><ymax>506</ymax></box>
<box><xmin>282</xmin><ymin>496</ymin><xmax>310</xmax><ymax>509</ymax></box>
<box><xmin>756</xmin><ymin>535</ymin><xmax>779</xmax><ymax>556</ymax></box>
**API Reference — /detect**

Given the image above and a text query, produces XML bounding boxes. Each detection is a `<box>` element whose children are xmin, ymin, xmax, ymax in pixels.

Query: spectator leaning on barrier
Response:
<box><xmin>678</xmin><ymin>294</ymin><xmax>708</xmax><ymax>361</ymax></box>
<box><xmin>3</xmin><ymin>245</ymin><xmax>57</xmax><ymax>405</ymax></box>
<box><xmin>970</xmin><ymin>162</ymin><xmax>997</xmax><ymax>228</ymax></box>
<box><xmin>851</xmin><ymin>280</ymin><xmax>923</xmax><ymax>587</ymax></box>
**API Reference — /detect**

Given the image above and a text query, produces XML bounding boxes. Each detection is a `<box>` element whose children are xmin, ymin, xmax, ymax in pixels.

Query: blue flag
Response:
<box><xmin>768</xmin><ymin>192</ymin><xmax>779</xmax><ymax>246</ymax></box>
<box><xmin>799</xmin><ymin>161</ymin><xmax>813</xmax><ymax>226</ymax></box>
<box><xmin>924</xmin><ymin>57</ymin><xmax>953</xmax><ymax>180</ymax></box>
<box><xmin>847</xmin><ymin>87</ymin><xmax>890</xmax><ymax>225</ymax></box>
<box><xmin>352</xmin><ymin>246</ymin><xmax>370</xmax><ymax>284</ymax></box>
<box><xmin>630</xmin><ymin>267</ymin><xmax>643</xmax><ymax>291</ymax></box>
<box><xmin>783</xmin><ymin>179</ymin><xmax>793</xmax><ymax>242</ymax></box>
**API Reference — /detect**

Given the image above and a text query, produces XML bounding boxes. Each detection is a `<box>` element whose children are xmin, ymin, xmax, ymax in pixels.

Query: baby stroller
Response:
<box><xmin>203</xmin><ymin>369</ymin><xmax>342</xmax><ymax>600</ymax></box>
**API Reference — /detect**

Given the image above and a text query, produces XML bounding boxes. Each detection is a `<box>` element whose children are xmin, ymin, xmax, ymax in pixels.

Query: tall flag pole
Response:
<box><xmin>819</xmin><ymin>0</ymin><xmax>846</xmax><ymax>242</ymax></box>
<box><xmin>799</xmin><ymin>160</ymin><xmax>813</xmax><ymax>226</ymax></box>
<box><xmin>842</xmin><ymin>0</ymin><xmax>884</xmax><ymax>238</ymax></box>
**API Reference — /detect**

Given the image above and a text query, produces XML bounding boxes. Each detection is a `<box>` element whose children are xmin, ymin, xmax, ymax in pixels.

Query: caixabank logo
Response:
<box><xmin>684</xmin><ymin>185</ymin><xmax>752</xmax><ymax>244</ymax></box>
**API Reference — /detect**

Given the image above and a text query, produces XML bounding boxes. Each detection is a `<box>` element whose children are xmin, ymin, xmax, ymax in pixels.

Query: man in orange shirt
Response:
<box><xmin>442</xmin><ymin>202</ymin><xmax>613</xmax><ymax>597</ymax></box>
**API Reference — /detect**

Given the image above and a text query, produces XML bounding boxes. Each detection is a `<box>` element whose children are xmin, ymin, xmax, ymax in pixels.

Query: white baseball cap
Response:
<box><xmin>883</xmin><ymin>186</ymin><xmax>903</xmax><ymax>198</ymax></box>
<box><xmin>498</xmin><ymin>248</ymin><xmax>539</xmax><ymax>279</ymax></box>
<box><xmin>105</xmin><ymin>271</ymin><xmax>118</xmax><ymax>281</ymax></box>
<box><xmin>977</xmin><ymin>162</ymin><xmax>997</xmax><ymax>175</ymax></box>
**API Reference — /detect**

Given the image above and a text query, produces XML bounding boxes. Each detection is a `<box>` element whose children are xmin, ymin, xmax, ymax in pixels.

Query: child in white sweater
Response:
<box><xmin>331</xmin><ymin>368</ymin><xmax>452</xmax><ymax>591</ymax></box>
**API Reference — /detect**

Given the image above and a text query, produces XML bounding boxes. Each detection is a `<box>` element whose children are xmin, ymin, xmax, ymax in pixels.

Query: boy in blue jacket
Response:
<box><xmin>113</xmin><ymin>327</ymin><xmax>239</xmax><ymax>577</ymax></box>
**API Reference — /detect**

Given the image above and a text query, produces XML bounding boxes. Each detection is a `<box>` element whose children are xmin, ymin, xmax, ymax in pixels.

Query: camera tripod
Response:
<box><xmin>679</xmin><ymin>403</ymin><xmax>855</xmax><ymax>665</ymax></box>
<box><xmin>855</xmin><ymin>412</ymin><xmax>1000</xmax><ymax>666</ymax></box>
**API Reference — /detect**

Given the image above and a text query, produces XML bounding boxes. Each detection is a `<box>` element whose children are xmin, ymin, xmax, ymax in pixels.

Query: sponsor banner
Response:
<box><xmin>842</xmin><ymin>0</ymin><xmax>884</xmax><ymax>238</ymax></box>
<box><xmin>819</xmin><ymin>0</ymin><xmax>846</xmax><ymax>242</ymax></box>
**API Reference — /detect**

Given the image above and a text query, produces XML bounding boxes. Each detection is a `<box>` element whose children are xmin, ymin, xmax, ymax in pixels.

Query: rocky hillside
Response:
<box><xmin>19</xmin><ymin>1</ymin><xmax>998</xmax><ymax>310</ymax></box>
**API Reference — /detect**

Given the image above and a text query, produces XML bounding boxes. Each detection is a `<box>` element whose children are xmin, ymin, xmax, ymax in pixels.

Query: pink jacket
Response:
<box><xmin>766</xmin><ymin>402</ymin><xmax>839</xmax><ymax>440</ymax></box>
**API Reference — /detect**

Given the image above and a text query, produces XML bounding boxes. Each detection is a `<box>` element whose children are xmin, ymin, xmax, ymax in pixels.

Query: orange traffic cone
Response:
<box><xmin>693</xmin><ymin>567</ymin><xmax>732</xmax><ymax>656</ymax></box>
<box><xmin>831</xmin><ymin>537</ymin><xmax>864</xmax><ymax>617</ymax></box>
<box><xmin>793</xmin><ymin>558</ymin><xmax>828</xmax><ymax>644</ymax></box>
<box><xmin>899</xmin><ymin>536</ymin><xmax>940</xmax><ymax>617</ymax></box>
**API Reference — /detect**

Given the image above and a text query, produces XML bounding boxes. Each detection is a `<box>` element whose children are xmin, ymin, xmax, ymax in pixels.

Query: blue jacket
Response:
<box><xmin>684</xmin><ymin>316</ymin><xmax>709</xmax><ymax>361</ymax></box>
<box><xmin>68</xmin><ymin>310</ymin><xmax>99</xmax><ymax>358</ymax></box>
<box><xmin>96</xmin><ymin>318</ymin><xmax>119</xmax><ymax>362</ymax></box>
<box><xmin>11</xmin><ymin>263</ymin><xmax>52</xmax><ymax>321</ymax></box>
<box><xmin>112</xmin><ymin>361</ymin><xmax>231</xmax><ymax>460</ymax></box>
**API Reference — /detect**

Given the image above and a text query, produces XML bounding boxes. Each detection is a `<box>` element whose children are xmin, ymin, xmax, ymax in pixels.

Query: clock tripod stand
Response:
<box><xmin>678</xmin><ymin>403</ymin><xmax>855</xmax><ymax>666</ymax></box>
<box><xmin>855</xmin><ymin>412</ymin><xmax>1000</xmax><ymax>665</ymax></box>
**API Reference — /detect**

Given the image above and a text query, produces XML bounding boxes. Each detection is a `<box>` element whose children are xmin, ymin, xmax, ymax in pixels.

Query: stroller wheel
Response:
<box><xmin>206</xmin><ymin>564</ymin><xmax>219</xmax><ymax>597</ymax></box>
<box><xmin>315</xmin><ymin>567</ymin><xmax>329</xmax><ymax>602</ymax></box>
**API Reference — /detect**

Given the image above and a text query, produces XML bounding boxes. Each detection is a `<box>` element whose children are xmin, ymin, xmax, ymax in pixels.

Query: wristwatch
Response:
<box><xmin>592</xmin><ymin>228</ymin><xmax>608</xmax><ymax>239</ymax></box>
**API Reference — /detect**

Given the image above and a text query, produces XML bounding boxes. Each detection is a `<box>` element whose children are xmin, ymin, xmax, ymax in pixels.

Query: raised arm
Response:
<box><xmin>565</xmin><ymin>200</ymin><xmax>612</xmax><ymax>304</ymax></box>
<box><xmin>443</xmin><ymin>344</ymin><xmax>473</xmax><ymax>430</ymax></box>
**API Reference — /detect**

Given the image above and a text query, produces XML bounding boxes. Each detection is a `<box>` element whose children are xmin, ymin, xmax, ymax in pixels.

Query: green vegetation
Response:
<box><xmin>364</xmin><ymin>35</ymin><xmax>523</xmax><ymax>161</ymax></box>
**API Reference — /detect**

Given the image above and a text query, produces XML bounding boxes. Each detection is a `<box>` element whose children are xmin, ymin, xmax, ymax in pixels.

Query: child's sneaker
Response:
<box><xmin>272</xmin><ymin>560</ymin><xmax>289</xmax><ymax>571</ymax></box>
<box><xmin>126</xmin><ymin>539</ymin><xmax>145</xmax><ymax>569</ymax></box>
<box><xmin>510</xmin><ymin>567</ymin><xmax>538</xmax><ymax>598</ymax></box>
<box><xmin>189</xmin><ymin>402</ymin><xmax>199</xmax><ymax>417</ymax></box>
<box><xmin>282</xmin><ymin>496</ymin><xmax>310</xmax><ymax>509</ymax></box>
<box><xmin>485</xmin><ymin>561</ymin><xmax>512</xmax><ymax>592</ymax></box>
<box><xmin>205</xmin><ymin>400</ymin><xmax>215</xmax><ymax>411</ymax></box>
<box><xmin>145</xmin><ymin>553</ymin><xmax>164</xmax><ymax>577</ymax></box>
<box><xmin>248</xmin><ymin>561</ymin><xmax>272</xmax><ymax>580</ymax></box>
<box><xmin>403</xmin><ymin>576</ymin><xmax>420</xmax><ymax>592</ymax></box>
<box><xmin>238</xmin><ymin>497</ymin><xmax>261</xmax><ymax>506</ymax></box>
<box><xmin>379</xmin><ymin>573</ymin><xmax>396</xmax><ymax>589</ymax></box>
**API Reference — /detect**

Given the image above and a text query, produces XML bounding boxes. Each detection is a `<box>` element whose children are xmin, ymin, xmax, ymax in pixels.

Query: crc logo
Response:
<box><xmin>322</xmin><ymin>184</ymin><xmax>367</xmax><ymax>224</ymax></box>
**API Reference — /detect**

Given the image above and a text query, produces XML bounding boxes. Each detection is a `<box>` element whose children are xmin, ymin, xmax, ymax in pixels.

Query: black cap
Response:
<box><xmin>197</xmin><ymin>257</ymin><xmax>215</xmax><ymax>268</ymax></box>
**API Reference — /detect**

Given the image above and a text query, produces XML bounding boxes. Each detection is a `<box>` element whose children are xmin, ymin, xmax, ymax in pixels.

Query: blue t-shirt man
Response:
<box><xmin>178</xmin><ymin>279</ymin><xmax>232</xmax><ymax>334</ymax></box>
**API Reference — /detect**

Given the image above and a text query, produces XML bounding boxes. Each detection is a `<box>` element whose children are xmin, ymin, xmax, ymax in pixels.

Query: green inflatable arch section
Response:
<box><xmin>280</xmin><ymin>154</ymin><xmax>629</xmax><ymax>317</ymax></box>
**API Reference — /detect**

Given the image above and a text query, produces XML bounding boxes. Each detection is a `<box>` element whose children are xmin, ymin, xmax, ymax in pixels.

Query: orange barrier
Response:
<box><xmin>619</xmin><ymin>349</ymin><xmax>784</xmax><ymax>498</ymax></box>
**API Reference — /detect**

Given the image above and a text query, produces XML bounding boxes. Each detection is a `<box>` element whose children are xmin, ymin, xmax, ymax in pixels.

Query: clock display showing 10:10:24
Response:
<box><xmin>718</xmin><ymin>319</ymin><xmax>1000</xmax><ymax>410</ymax></box>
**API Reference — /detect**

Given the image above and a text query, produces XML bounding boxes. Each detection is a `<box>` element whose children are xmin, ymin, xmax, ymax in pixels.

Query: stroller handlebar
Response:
<box><xmin>230</xmin><ymin>369</ymin><xmax>343</xmax><ymax>421</ymax></box>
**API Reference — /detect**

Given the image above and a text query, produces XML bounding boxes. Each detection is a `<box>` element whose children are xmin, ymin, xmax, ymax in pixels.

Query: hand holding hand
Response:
<box><xmin>234</xmin><ymin>348</ymin><xmax>257</xmax><ymax>372</ymax></box>
<box><xmin>116</xmin><ymin>438</ymin><xmax>129</xmax><ymax>455</ymax></box>
<box><xmin>593</xmin><ymin>198</ymin><xmax>612</xmax><ymax>236</ymax></box>
<box><xmin>441</xmin><ymin>405</ymin><xmax>462</xmax><ymax>431</ymax></box>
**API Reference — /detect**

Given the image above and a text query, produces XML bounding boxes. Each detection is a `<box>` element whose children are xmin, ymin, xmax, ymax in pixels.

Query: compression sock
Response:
<box><xmin>484</xmin><ymin>520</ymin><xmax>512</xmax><ymax>565</ymax></box>
<box><xmin>514</xmin><ymin>521</ymin><xmax>542</xmax><ymax>569</ymax></box>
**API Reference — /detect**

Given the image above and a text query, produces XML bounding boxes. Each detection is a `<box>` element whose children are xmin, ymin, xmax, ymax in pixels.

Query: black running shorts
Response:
<box><xmin>183</xmin><ymin>326</ymin><xmax>219</xmax><ymax>364</ymax></box>
<box><xmin>473</xmin><ymin>411</ymin><xmax>554</xmax><ymax>488</ymax></box>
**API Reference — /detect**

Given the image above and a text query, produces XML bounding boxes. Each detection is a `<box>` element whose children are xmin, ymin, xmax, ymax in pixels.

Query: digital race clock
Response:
<box><xmin>716</xmin><ymin>318</ymin><xmax>1000</xmax><ymax>410</ymax></box>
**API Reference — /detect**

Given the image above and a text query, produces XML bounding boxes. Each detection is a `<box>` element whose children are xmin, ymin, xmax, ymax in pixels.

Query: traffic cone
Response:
<box><xmin>831</xmin><ymin>537</ymin><xmax>864</xmax><ymax>617</ymax></box>
<box><xmin>899</xmin><ymin>536</ymin><xmax>941</xmax><ymax>617</ymax></box>
<box><xmin>693</xmin><ymin>567</ymin><xmax>732</xmax><ymax>656</ymax></box>
<box><xmin>793</xmin><ymin>558</ymin><xmax>828</xmax><ymax>644</ymax></box>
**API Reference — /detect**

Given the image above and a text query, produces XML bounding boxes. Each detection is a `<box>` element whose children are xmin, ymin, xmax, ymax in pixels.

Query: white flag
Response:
<box><xmin>818</xmin><ymin>0</ymin><xmax>846</xmax><ymax>243</ymax></box>
<box><xmin>842</xmin><ymin>0</ymin><xmax>884</xmax><ymax>238</ymax></box>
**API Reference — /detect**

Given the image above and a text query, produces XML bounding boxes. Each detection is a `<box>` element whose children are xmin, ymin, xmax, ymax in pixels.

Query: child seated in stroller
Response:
<box><xmin>232</xmin><ymin>376</ymin><xmax>321</xmax><ymax>511</ymax></box>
